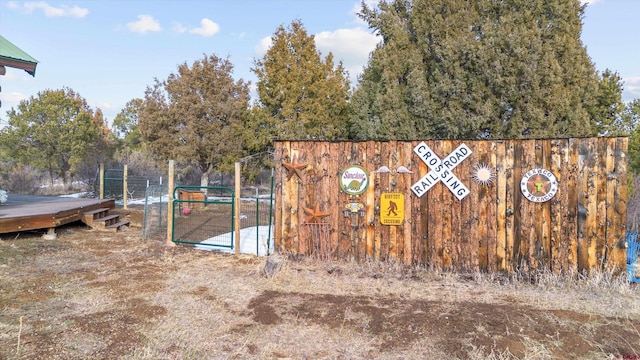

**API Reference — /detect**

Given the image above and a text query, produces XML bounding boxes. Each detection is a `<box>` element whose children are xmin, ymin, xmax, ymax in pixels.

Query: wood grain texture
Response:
<box><xmin>272</xmin><ymin>138</ymin><xmax>628</xmax><ymax>273</ymax></box>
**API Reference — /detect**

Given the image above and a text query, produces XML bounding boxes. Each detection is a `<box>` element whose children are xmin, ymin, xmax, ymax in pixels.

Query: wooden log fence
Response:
<box><xmin>273</xmin><ymin>138</ymin><xmax>628</xmax><ymax>273</ymax></box>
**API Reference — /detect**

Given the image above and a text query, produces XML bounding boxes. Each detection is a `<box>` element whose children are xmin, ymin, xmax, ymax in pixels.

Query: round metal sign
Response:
<box><xmin>520</xmin><ymin>168</ymin><xmax>558</xmax><ymax>203</ymax></box>
<box><xmin>339</xmin><ymin>165</ymin><xmax>369</xmax><ymax>195</ymax></box>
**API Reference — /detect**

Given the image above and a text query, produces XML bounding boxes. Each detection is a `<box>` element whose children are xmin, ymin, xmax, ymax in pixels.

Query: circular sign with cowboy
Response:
<box><xmin>339</xmin><ymin>165</ymin><xmax>369</xmax><ymax>195</ymax></box>
<box><xmin>520</xmin><ymin>168</ymin><xmax>558</xmax><ymax>203</ymax></box>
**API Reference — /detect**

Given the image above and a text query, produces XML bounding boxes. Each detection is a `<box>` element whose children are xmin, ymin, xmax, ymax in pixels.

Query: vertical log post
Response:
<box><xmin>99</xmin><ymin>163</ymin><xmax>105</xmax><ymax>200</ymax></box>
<box><xmin>166</xmin><ymin>160</ymin><xmax>175</xmax><ymax>247</ymax></box>
<box><xmin>123</xmin><ymin>165</ymin><xmax>128</xmax><ymax>210</ymax></box>
<box><xmin>235</xmin><ymin>162</ymin><xmax>241</xmax><ymax>255</ymax></box>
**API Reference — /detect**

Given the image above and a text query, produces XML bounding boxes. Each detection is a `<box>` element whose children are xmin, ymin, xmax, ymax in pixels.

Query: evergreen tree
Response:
<box><xmin>112</xmin><ymin>98</ymin><xmax>144</xmax><ymax>150</ymax></box>
<box><xmin>248</xmin><ymin>20</ymin><xmax>351</xmax><ymax>149</ymax></box>
<box><xmin>590</xmin><ymin>69</ymin><xmax>626</xmax><ymax>136</ymax></box>
<box><xmin>0</xmin><ymin>87</ymin><xmax>106</xmax><ymax>187</ymax></box>
<box><xmin>138</xmin><ymin>54</ymin><xmax>250</xmax><ymax>187</ymax></box>
<box><xmin>625</xmin><ymin>100</ymin><xmax>640</xmax><ymax>173</ymax></box>
<box><xmin>351</xmin><ymin>0</ymin><xmax>600</xmax><ymax>140</ymax></box>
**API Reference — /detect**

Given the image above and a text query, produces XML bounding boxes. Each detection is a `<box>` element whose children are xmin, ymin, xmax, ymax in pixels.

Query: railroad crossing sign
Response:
<box><xmin>411</xmin><ymin>142</ymin><xmax>473</xmax><ymax>200</ymax></box>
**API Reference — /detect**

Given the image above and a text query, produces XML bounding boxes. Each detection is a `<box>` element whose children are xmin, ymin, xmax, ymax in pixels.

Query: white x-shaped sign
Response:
<box><xmin>411</xmin><ymin>142</ymin><xmax>472</xmax><ymax>200</ymax></box>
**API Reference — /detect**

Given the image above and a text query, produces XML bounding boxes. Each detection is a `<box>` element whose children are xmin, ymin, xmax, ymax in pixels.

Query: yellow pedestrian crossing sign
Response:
<box><xmin>380</xmin><ymin>192</ymin><xmax>404</xmax><ymax>226</ymax></box>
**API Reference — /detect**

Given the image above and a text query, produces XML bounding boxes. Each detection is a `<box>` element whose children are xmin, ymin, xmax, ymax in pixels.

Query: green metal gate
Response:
<box><xmin>96</xmin><ymin>168</ymin><xmax>124</xmax><ymax>199</ymax></box>
<box><xmin>171</xmin><ymin>186</ymin><xmax>235</xmax><ymax>249</ymax></box>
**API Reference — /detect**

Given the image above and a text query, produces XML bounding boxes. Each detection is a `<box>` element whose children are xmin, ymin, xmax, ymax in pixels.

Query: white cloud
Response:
<box><xmin>0</xmin><ymin>91</ymin><xmax>29</xmax><ymax>109</ymax></box>
<box><xmin>232</xmin><ymin>31</ymin><xmax>247</xmax><ymax>39</ymax></box>
<box><xmin>171</xmin><ymin>22</ymin><xmax>188</xmax><ymax>34</ymax></box>
<box><xmin>624</xmin><ymin>76</ymin><xmax>640</xmax><ymax>102</ymax></box>
<box><xmin>253</xmin><ymin>27</ymin><xmax>379</xmax><ymax>84</ymax></box>
<box><xmin>1</xmin><ymin>69</ymin><xmax>20</xmax><ymax>81</ymax></box>
<box><xmin>189</xmin><ymin>18</ymin><xmax>220</xmax><ymax>37</ymax></box>
<box><xmin>127</xmin><ymin>15</ymin><xmax>161</xmax><ymax>34</ymax></box>
<box><xmin>350</xmin><ymin>0</ymin><xmax>377</xmax><ymax>25</ymax></box>
<box><xmin>580</xmin><ymin>0</ymin><xmax>603</xmax><ymax>5</ymax></box>
<box><xmin>315</xmin><ymin>28</ymin><xmax>380</xmax><ymax>82</ymax></box>
<box><xmin>92</xmin><ymin>101</ymin><xmax>112</xmax><ymax>112</ymax></box>
<box><xmin>21</xmin><ymin>1</ymin><xmax>88</xmax><ymax>18</ymax></box>
<box><xmin>252</xmin><ymin>3</ymin><xmax>380</xmax><ymax>85</ymax></box>
<box><xmin>255</xmin><ymin>36</ymin><xmax>272</xmax><ymax>56</ymax></box>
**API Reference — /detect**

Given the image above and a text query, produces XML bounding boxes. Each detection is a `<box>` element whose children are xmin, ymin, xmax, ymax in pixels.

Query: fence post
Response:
<box><xmin>99</xmin><ymin>163</ymin><xmax>105</xmax><ymax>200</ymax></box>
<box><xmin>123</xmin><ymin>165</ymin><xmax>128</xmax><ymax>209</ymax></box>
<box><xmin>167</xmin><ymin>160</ymin><xmax>176</xmax><ymax>246</ymax></box>
<box><xmin>268</xmin><ymin>168</ymin><xmax>274</xmax><ymax>256</ymax></box>
<box><xmin>235</xmin><ymin>162</ymin><xmax>241</xmax><ymax>255</ymax></box>
<box><xmin>256</xmin><ymin>187</ymin><xmax>259</xmax><ymax>256</ymax></box>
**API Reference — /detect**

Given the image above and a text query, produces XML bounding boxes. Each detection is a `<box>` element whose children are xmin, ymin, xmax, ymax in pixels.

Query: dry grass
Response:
<box><xmin>1</xmin><ymin>222</ymin><xmax>639</xmax><ymax>359</ymax></box>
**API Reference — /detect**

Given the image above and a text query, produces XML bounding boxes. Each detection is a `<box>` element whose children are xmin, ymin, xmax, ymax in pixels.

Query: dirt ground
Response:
<box><xmin>1</xmin><ymin>208</ymin><xmax>639</xmax><ymax>359</ymax></box>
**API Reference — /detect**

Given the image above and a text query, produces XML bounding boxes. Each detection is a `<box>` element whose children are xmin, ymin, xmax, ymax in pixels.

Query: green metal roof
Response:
<box><xmin>0</xmin><ymin>35</ymin><xmax>38</xmax><ymax>76</ymax></box>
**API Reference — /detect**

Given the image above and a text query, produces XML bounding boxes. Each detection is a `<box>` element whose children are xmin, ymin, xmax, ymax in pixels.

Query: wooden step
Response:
<box><xmin>81</xmin><ymin>207</ymin><xmax>129</xmax><ymax>232</ymax></box>
<box><xmin>81</xmin><ymin>208</ymin><xmax>112</xmax><ymax>225</ymax></box>
<box><xmin>83</xmin><ymin>207</ymin><xmax>112</xmax><ymax>216</ymax></box>
<box><xmin>105</xmin><ymin>220</ymin><xmax>130</xmax><ymax>232</ymax></box>
<box><xmin>90</xmin><ymin>214</ymin><xmax>121</xmax><ymax>229</ymax></box>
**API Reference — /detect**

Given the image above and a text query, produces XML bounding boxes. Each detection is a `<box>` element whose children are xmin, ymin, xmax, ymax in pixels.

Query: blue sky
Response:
<box><xmin>0</xmin><ymin>0</ymin><xmax>638</xmax><ymax>126</ymax></box>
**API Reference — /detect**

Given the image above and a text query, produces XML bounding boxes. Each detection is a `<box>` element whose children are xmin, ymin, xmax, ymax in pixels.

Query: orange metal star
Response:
<box><xmin>282</xmin><ymin>158</ymin><xmax>307</xmax><ymax>180</ymax></box>
<box><xmin>302</xmin><ymin>203</ymin><xmax>331</xmax><ymax>223</ymax></box>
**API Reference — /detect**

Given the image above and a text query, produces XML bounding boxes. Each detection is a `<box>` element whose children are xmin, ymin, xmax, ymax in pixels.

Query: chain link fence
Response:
<box><xmin>95</xmin><ymin>168</ymin><xmax>164</xmax><ymax>205</ymax></box>
<box><xmin>237</xmin><ymin>180</ymin><xmax>275</xmax><ymax>255</ymax></box>
<box><xmin>99</xmin><ymin>160</ymin><xmax>275</xmax><ymax>254</ymax></box>
<box><xmin>142</xmin><ymin>184</ymin><xmax>168</xmax><ymax>239</ymax></box>
<box><xmin>172</xmin><ymin>186</ymin><xmax>235</xmax><ymax>248</ymax></box>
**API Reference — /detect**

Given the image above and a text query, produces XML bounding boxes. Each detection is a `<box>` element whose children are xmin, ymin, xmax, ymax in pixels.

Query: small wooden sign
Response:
<box><xmin>380</xmin><ymin>192</ymin><xmax>404</xmax><ymax>226</ymax></box>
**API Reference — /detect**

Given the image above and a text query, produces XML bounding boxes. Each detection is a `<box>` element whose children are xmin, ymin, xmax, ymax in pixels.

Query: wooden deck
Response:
<box><xmin>0</xmin><ymin>194</ymin><xmax>116</xmax><ymax>234</ymax></box>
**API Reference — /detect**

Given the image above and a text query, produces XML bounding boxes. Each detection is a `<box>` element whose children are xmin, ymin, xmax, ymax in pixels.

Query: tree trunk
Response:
<box><xmin>48</xmin><ymin>165</ymin><xmax>55</xmax><ymax>187</ymax></box>
<box><xmin>63</xmin><ymin>171</ymin><xmax>71</xmax><ymax>190</ymax></box>
<box><xmin>200</xmin><ymin>171</ymin><xmax>209</xmax><ymax>188</ymax></box>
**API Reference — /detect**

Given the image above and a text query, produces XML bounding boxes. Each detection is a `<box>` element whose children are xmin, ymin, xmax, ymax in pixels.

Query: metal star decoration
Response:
<box><xmin>282</xmin><ymin>157</ymin><xmax>307</xmax><ymax>180</ymax></box>
<box><xmin>302</xmin><ymin>203</ymin><xmax>331</xmax><ymax>223</ymax></box>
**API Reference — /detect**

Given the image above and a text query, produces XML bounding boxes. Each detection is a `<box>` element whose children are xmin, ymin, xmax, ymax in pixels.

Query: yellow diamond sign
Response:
<box><xmin>380</xmin><ymin>192</ymin><xmax>404</xmax><ymax>226</ymax></box>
